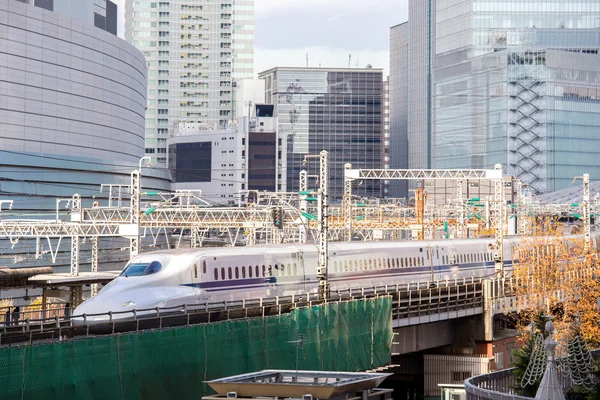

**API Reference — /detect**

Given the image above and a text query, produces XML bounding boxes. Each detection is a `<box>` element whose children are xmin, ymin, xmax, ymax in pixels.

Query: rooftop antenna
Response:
<box><xmin>348</xmin><ymin>54</ymin><xmax>351</xmax><ymax>68</ymax></box>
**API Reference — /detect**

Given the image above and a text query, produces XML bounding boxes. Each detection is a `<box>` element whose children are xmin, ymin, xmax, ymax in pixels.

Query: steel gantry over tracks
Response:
<box><xmin>344</xmin><ymin>166</ymin><xmax>507</xmax><ymax>276</ymax></box>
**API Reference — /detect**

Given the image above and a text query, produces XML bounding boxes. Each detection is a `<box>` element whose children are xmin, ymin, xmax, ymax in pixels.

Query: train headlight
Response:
<box><xmin>122</xmin><ymin>301</ymin><xmax>135</xmax><ymax>307</ymax></box>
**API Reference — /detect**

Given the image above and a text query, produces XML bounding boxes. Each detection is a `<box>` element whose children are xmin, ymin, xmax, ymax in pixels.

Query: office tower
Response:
<box><xmin>259</xmin><ymin>67</ymin><xmax>383</xmax><ymax>201</ymax></box>
<box><xmin>126</xmin><ymin>0</ymin><xmax>255</xmax><ymax>166</ymax></box>
<box><xmin>389</xmin><ymin>22</ymin><xmax>409</xmax><ymax>198</ymax></box>
<box><xmin>394</xmin><ymin>0</ymin><xmax>600</xmax><ymax>193</ymax></box>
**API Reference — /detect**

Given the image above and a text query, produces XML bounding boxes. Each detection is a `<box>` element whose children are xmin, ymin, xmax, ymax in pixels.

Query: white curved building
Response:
<box><xmin>0</xmin><ymin>0</ymin><xmax>171</xmax><ymax>213</ymax></box>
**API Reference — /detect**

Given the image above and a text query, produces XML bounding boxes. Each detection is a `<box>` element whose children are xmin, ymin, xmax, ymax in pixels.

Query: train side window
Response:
<box><xmin>256</xmin><ymin>265</ymin><xmax>259</xmax><ymax>277</ymax></box>
<box><xmin>400</xmin><ymin>258</ymin><xmax>404</xmax><ymax>268</ymax></box>
<box><xmin>369</xmin><ymin>259</ymin><xmax>373</xmax><ymax>269</ymax></box>
<box><xmin>354</xmin><ymin>260</ymin><xmax>358</xmax><ymax>270</ymax></box>
<box><xmin>359</xmin><ymin>259</ymin><xmax>363</xmax><ymax>270</ymax></box>
<box><xmin>287</xmin><ymin>264</ymin><xmax>291</xmax><ymax>276</ymax></box>
<box><xmin>214</xmin><ymin>268</ymin><xmax>218</xmax><ymax>281</ymax></box>
<box><xmin>293</xmin><ymin>263</ymin><xmax>297</xmax><ymax>275</ymax></box>
<box><xmin>235</xmin><ymin>267</ymin><xmax>239</xmax><ymax>279</ymax></box>
<box><xmin>249</xmin><ymin>266</ymin><xmax>253</xmax><ymax>278</ymax></box>
<box><xmin>396</xmin><ymin>258</ymin><xmax>400</xmax><ymax>267</ymax></box>
<box><xmin>436</xmin><ymin>249</ymin><xmax>439</xmax><ymax>259</ymax></box>
<box><xmin>391</xmin><ymin>258</ymin><xmax>395</xmax><ymax>268</ymax></box>
<box><xmin>203</xmin><ymin>260</ymin><xmax>207</xmax><ymax>274</ymax></box>
<box><xmin>262</xmin><ymin>265</ymin><xmax>266</xmax><ymax>277</ymax></box>
<box><xmin>221</xmin><ymin>268</ymin><xmax>225</xmax><ymax>280</ymax></box>
<box><xmin>194</xmin><ymin>263</ymin><xmax>198</xmax><ymax>279</ymax></box>
<box><xmin>242</xmin><ymin>267</ymin><xmax>246</xmax><ymax>278</ymax></box>
<box><xmin>228</xmin><ymin>267</ymin><xmax>232</xmax><ymax>279</ymax></box>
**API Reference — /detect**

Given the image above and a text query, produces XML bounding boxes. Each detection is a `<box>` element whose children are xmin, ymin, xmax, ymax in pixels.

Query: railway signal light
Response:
<box><xmin>272</xmin><ymin>207</ymin><xmax>284</xmax><ymax>229</ymax></box>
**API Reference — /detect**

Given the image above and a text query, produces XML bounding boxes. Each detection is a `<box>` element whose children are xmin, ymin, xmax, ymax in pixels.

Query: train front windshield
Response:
<box><xmin>120</xmin><ymin>261</ymin><xmax>163</xmax><ymax>277</ymax></box>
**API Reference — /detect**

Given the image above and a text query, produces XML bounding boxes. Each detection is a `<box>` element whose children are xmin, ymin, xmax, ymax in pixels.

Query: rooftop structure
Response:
<box><xmin>204</xmin><ymin>370</ymin><xmax>392</xmax><ymax>400</ymax></box>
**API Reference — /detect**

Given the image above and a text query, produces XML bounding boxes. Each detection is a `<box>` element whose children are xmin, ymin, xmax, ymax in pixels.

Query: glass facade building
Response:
<box><xmin>125</xmin><ymin>0</ymin><xmax>254</xmax><ymax>166</ymax></box>
<box><xmin>432</xmin><ymin>0</ymin><xmax>600</xmax><ymax>193</ymax></box>
<box><xmin>259</xmin><ymin>67</ymin><xmax>383</xmax><ymax>201</ymax></box>
<box><xmin>389</xmin><ymin>22</ymin><xmax>410</xmax><ymax>198</ymax></box>
<box><xmin>394</xmin><ymin>0</ymin><xmax>600</xmax><ymax>194</ymax></box>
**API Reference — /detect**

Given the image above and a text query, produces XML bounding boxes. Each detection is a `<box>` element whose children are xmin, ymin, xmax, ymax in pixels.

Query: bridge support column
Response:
<box><xmin>483</xmin><ymin>279</ymin><xmax>494</xmax><ymax>341</ymax></box>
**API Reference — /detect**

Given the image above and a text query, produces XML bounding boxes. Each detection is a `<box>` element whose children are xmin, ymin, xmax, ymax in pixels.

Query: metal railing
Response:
<box><xmin>0</xmin><ymin>277</ymin><xmax>486</xmax><ymax>347</ymax></box>
<box><xmin>465</xmin><ymin>368</ymin><xmax>531</xmax><ymax>400</ymax></box>
<box><xmin>466</xmin><ymin>350</ymin><xmax>600</xmax><ymax>400</ymax></box>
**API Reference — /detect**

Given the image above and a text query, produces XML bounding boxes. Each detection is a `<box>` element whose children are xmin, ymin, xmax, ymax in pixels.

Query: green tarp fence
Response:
<box><xmin>0</xmin><ymin>297</ymin><xmax>392</xmax><ymax>400</ymax></box>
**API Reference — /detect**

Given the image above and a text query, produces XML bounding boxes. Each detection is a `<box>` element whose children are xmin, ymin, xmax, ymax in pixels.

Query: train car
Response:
<box><xmin>73</xmin><ymin>233</ymin><xmax>600</xmax><ymax>323</ymax></box>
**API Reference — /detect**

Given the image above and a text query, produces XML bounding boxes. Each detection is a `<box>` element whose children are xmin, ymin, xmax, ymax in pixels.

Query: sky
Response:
<box><xmin>114</xmin><ymin>0</ymin><xmax>409</xmax><ymax>77</ymax></box>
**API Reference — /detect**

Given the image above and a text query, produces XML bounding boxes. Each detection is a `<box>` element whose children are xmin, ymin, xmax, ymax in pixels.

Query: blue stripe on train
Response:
<box><xmin>182</xmin><ymin>260</ymin><xmax>516</xmax><ymax>292</ymax></box>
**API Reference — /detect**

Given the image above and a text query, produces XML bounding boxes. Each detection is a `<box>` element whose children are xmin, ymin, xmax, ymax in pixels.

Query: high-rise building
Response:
<box><xmin>389</xmin><ymin>22</ymin><xmax>409</xmax><ymax>198</ymax></box>
<box><xmin>408</xmin><ymin>0</ymin><xmax>434</xmax><ymax>171</ymax></box>
<box><xmin>259</xmin><ymin>67</ymin><xmax>383</xmax><ymax>201</ymax></box>
<box><xmin>393</xmin><ymin>0</ymin><xmax>600</xmax><ymax>194</ymax></box>
<box><xmin>125</xmin><ymin>0</ymin><xmax>255</xmax><ymax>166</ymax></box>
<box><xmin>16</xmin><ymin>0</ymin><xmax>118</xmax><ymax>34</ymax></box>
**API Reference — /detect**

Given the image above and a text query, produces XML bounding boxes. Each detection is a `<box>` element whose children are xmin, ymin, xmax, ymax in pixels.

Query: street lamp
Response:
<box><xmin>139</xmin><ymin>156</ymin><xmax>151</xmax><ymax>170</ymax></box>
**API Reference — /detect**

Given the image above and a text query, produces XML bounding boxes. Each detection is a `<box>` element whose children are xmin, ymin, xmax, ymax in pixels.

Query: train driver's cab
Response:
<box><xmin>120</xmin><ymin>261</ymin><xmax>163</xmax><ymax>277</ymax></box>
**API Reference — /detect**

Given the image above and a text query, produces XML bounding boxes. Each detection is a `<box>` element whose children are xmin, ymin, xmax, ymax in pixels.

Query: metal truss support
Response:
<box><xmin>191</xmin><ymin>227</ymin><xmax>199</xmax><ymax>248</ymax></box>
<box><xmin>345</xmin><ymin>168</ymin><xmax>502</xmax><ymax>181</ymax></box>
<box><xmin>574</xmin><ymin>174</ymin><xmax>591</xmax><ymax>253</ymax></box>
<box><xmin>343</xmin><ymin>163</ymin><xmax>353</xmax><ymax>242</ymax></box>
<box><xmin>299</xmin><ymin>170</ymin><xmax>308</xmax><ymax>243</ymax></box>
<box><xmin>515</xmin><ymin>179</ymin><xmax>528</xmax><ymax>235</ymax></box>
<box><xmin>130</xmin><ymin>170</ymin><xmax>141</xmax><ymax>258</ymax></box>
<box><xmin>90</xmin><ymin>236</ymin><xmax>99</xmax><ymax>296</ymax></box>
<box><xmin>70</xmin><ymin>236</ymin><xmax>80</xmax><ymax>276</ymax></box>
<box><xmin>317</xmin><ymin>150</ymin><xmax>330</xmax><ymax>299</ymax></box>
<box><xmin>491</xmin><ymin>164</ymin><xmax>505</xmax><ymax>276</ymax></box>
<box><xmin>456</xmin><ymin>177</ymin><xmax>466</xmax><ymax>239</ymax></box>
<box><xmin>304</xmin><ymin>151</ymin><xmax>330</xmax><ymax>299</ymax></box>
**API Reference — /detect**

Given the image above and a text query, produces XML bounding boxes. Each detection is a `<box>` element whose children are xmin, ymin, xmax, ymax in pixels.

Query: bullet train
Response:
<box><xmin>73</xmin><ymin>233</ymin><xmax>600</xmax><ymax>322</ymax></box>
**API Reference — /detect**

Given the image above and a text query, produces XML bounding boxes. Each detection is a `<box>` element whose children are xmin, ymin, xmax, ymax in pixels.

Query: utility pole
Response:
<box><xmin>491</xmin><ymin>164</ymin><xmax>505</xmax><ymax>276</ymax></box>
<box><xmin>303</xmin><ymin>150</ymin><xmax>329</xmax><ymax>300</ymax></box>
<box><xmin>130</xmin><ymin>169</ymin><xmax>141</xmax><ymax>258</ymax></box>
<box><xmin>574</xmin><ymin>173</ymin><xmax>591</xmax><ymax>253</ymax></box>
<box><xmin>515</xmin><ymin>179</ymin><xmax>528</xmax><ymax>235</ymax></box>
<box><xmin>456</xmin><ymin>175</ymin><xmax>465</xmax><ymax>239</ymax></box>
<box><xmin>343</xmin><ymin>163</ymin><xmax>353</xmax><ymax>242</ymax></box>
<box><xmin>299</xmin><ymin>170</ymin><xmax>308</xmax><ymax>243</ymax></box>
